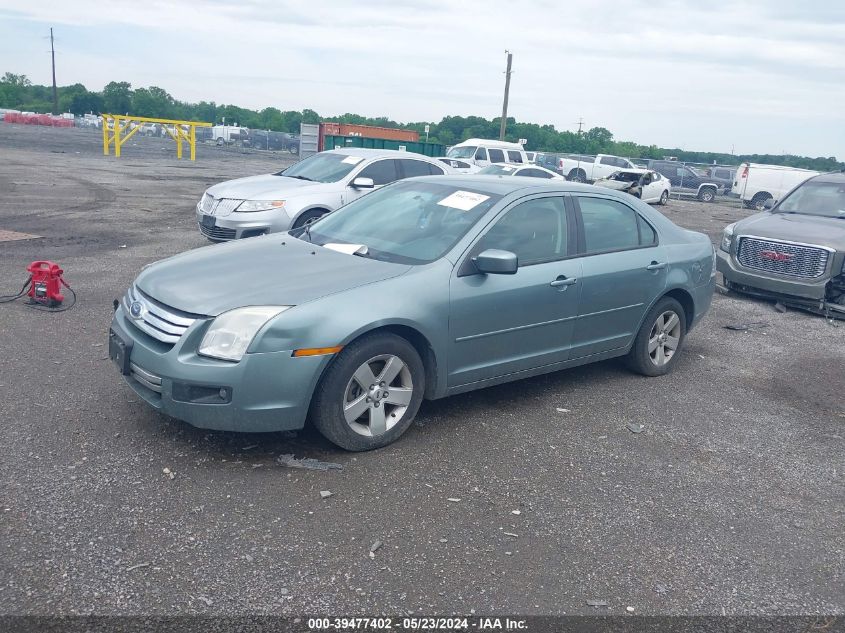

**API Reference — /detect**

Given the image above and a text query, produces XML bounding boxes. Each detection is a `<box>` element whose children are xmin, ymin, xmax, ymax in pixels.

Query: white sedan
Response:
<box><xmin>436</xmin><ymin>157</ymin><xmax>481</xmax><ymax>173</ymax></box>
<box><xmin>476</xmin><ymin>164</ymin><xmax>564</xmax><ymax>179</ymax></box>
<box><xmin>593</xmin><ymin>169</ymin><xmax>670</xmax><ymax>205</ymax></box>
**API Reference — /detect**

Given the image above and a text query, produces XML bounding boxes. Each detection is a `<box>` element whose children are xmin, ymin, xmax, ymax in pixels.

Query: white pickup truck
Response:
<box><xmin>557</xmin><ymin>154</ymin><xmax>637</xmax><ymax>183</ymax></box>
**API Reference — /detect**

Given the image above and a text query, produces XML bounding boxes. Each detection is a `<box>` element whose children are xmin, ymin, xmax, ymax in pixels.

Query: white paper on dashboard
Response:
<box><xmin>437</xmin><ymin>190</ymin><xmax>490</xmax><ymax>211</ymax></box>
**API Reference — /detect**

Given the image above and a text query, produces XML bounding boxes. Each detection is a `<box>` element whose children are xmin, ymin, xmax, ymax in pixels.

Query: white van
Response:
<box><xmin>732</xmin><ymin>163</ymin><xmax>820</xmax><ymax>210</ymax></box>
<box><xmin>445</xmin><ymin>138</ymin><xmax>529</xmax><ymax>167</ymax></box>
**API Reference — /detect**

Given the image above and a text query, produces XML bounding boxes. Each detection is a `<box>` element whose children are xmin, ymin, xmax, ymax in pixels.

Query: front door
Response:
<box><xmin>448</xmin><ymin>196</ymin><xmax>581</xmax><ymax>387</ymax></box>
<box><xmin>570</xmin><ymin>195</ymin><xmax>667</xmax><ymax>358</ymax></box>
<box><xmin>344</xmin><ymin>158</ymin><xmax>398</xmax><ymax>204</ymax></box>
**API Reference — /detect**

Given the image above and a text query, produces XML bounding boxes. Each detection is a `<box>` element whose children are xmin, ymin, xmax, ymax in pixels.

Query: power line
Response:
<box><xmin>498</xmin><ymin>50</ymin><xmax>513</xmax><ymax>141</ymax></box>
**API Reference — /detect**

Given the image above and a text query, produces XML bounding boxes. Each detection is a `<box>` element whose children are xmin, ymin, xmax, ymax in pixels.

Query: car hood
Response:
<box><xmin>206</xmin><ymin>173</ymin><xmax>332</xmax><ymax>200</ymax></box>
<box><xmin>593</xmin><ymin>179</ymin><xmax>632</xmax><ymax>191</ymax></box>
<box><xmin>135</xmin><ymin>236</ymin><xmax>410</xmax><ymax>316</ymax></box>
<box><xmin>736</xmin><ymin>212</ymin><xmax>845</xmax><ymax>250</ymax></box>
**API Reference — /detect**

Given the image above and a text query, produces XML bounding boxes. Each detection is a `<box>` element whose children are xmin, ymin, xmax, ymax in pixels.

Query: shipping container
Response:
<box><xmin>322</xmin><ymin>134</ymin><xmax>444</xmax><ymax>158</ymax></box>
<box><xmin>318</xmin><ymin>122</ymin><xmax>419</xmax><ymax>150</ymax></box>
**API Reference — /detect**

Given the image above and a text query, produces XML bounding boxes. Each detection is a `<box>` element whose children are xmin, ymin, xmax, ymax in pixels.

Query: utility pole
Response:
<box><xmin>498</xmin><ymin>51</ymin><xmax>513</xmax><ymax>141</ymax></box>
<box><xmin>50</xmin><ymin>28</ymin><xmax>58</xmax><ymax>114</ymax></box>
<box><xmin>576</xmin><ymin>117</ymin><xmax>584</xmax><ymax>134</ymax></box>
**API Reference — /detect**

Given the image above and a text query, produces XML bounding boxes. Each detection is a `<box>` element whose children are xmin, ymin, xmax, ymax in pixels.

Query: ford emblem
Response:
<box><xmin>129</xmin><ymin>301</ymin><xmax>144</xmax><ymax>319</ymax></box>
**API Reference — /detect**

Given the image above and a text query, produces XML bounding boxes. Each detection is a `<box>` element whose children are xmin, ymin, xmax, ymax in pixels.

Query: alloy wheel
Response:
<box><xmin>343</xmin><ymin>354</ymin><xmax>414</xmax><ymax>437</ymax></box>
<box><xmin>648</xmin><ymin>310</ymin><xmax>681</xmax><ymax>367</ymax></box>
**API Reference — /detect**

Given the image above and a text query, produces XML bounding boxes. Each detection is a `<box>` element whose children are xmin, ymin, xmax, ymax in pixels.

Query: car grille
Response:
<box><xmin>123</xmin><ymin>285</ymin><xmax>200</xmax><ymax>344</ymax></box>
<box><xmin>198</xmin><ymin>223</ymin><xmax>237</xmax><ymax>240</ymax></box>
<box><xmin>199</xmin><ymin>194</ymin><xmax>242</xmax><ymax>217</ymax></box>
<box><xmin>737</xmin><ymin>237</ymin><xmax>830</xmax><ymax>279</ymax></box>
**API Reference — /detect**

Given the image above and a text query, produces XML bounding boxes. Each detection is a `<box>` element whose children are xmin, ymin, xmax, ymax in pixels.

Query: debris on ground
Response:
<box><xmin>319</xmin><ymin>490</ymin><xmax>333</xmax><ymax>499</ymax></box>
<box><xmin>626</xmin><ymin>423</ymin><xmax>644</xmax><ymax>434</ymax></box>
<box><xmin>774</xmin><ymin>302</ymin><xmax>788</xmax><ymax>313</ymax></box>
<box><xmin>504</xmin><ymin>532</ymin><xmax>518</xmax><ymax>538</ymax></box>
<box><xmin>654</xmin><ymin>583</ymin><xmax>669</xmax><ymax>594</ymax></box>
<box><xmin>511</xmin><ymin>510</ymin><xmax>521</xmax><ymax>515</ymax></box>
<box><xmin>586</xmin><ymin>599</ymin><xmax>608</xmax><ymax>607</ymax></box>
<box><xmin>162</xmin><ymin>467</ymin><xmax>175</xmax><ymax>480</ymax></box>
<box><xmin>439</xmin><ymin>538</ymin><xmax>447</xmax><ymax>543</ymax></box>
<box><xmin>715</xmin><ymin>284</ymin><xmax>731</xmax><ymax>296</ymax></box>
<box><xmin>723</xmin><ymin>321</ymin><xmax>769</xmax><ymax>331</ymax></box>
<box><xmin>626</xmin><ymin>606</ymin><xmax>635</xmax><ymax>613</ymax></box>
<box><xmin>276</xmin><ymin>454</ymin><xmax>343</xmax><ymax>471</ymax></box>
<box><xmin>447</xmin><ymin>498</ymin><xmax>461</xmax><ymax>503</ymax></box>
<box><xmin>196</xmin><ymin>596</ymin><xmax>213</xmax><ymax>606</ymax></box>
<box><xmin>369</xmin><ymin>540</ymin><xmax>383</xmax><ymax>553</ymax></box>
<box><xmin>125</xmin><ymin>562</ymin><xmax>149</xmax><ymax>572</ymax></box>
<box><xmin>556</xmin><ymin>407</ymin><xmax>570</xmax><ymax>413</ymax></box>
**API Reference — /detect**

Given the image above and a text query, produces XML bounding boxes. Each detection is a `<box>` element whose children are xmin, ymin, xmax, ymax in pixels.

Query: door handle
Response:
<box><xmin>646</xmin><ymin>261</ymin><xmax>667</xmax><ymax>271</ymax></box>
<box><xmin>550</xmin><ymin>276</ymin><xmax>578</xmax><ymax>288</ymax></box>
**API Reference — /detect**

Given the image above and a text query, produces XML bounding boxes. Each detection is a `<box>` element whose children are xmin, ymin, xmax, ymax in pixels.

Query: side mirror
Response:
<box><xmin>352</xmin><ymin>177</ymin><xmax>374</xmax><ymax>189</ymax></box>
<box><xmin>473</xmin><ymin>249</ymin><xmax>518</xmax><ymax>275</ymax></box>
<box><xmin>763</xmin><ymin>198</ymin><xmax>776</xmax><ymax>210</ymax></box>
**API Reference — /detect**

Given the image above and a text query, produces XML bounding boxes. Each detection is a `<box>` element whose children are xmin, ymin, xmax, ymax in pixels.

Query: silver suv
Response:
<box><xmin>196</xmin><ymin>149</ymin><xmax>452</xmax><ymax>240</ymax></box>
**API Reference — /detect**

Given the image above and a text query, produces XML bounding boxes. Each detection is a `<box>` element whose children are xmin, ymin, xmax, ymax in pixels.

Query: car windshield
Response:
<box><xmin>446</xmin><ymin>146</ymin><xmax>477</xmax><ymax>159</ymax></box>
<box><xmin>611</xmin><ymin>172</ymin><xmax>641</xmax><ymax>182</ymax></box>
<box><xmin>276</xmin><ymin>152</ymin><xmax>362</xmax><ymax>183</ymax></box>
<box><xmin>477</xmin><ymin>165</ymin><xmax>517</xmax><ymax>176</ymax></box>
<box><xmin>301</xmin><ymin>180</ymin><xmax>503</xmax><ymax>264</ymax></box>
<box><xmin>777</xmin><ymin>180</ymin><xmax>845</xmax><ymax>218</ymax></box>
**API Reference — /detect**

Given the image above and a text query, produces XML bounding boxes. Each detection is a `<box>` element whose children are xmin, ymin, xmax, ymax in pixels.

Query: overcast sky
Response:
<box><xmin>1</xmin><ymin>0</ymin><xmax>844</xmax><ymax>158</ymax></box>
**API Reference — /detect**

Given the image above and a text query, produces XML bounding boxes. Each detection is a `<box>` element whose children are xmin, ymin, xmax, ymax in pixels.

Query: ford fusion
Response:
<box><xmin>111</xmin><ymin>176</ymin><xmax>715</xmax><ymax>450</ymax></box>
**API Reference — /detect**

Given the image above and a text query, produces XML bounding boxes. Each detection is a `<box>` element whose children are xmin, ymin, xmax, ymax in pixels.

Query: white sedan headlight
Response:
<box><xmin>720</xmin><ymin>223</ymin><xmax>736</xmax><ymax>253</ymax></box>
<box><xmin>236</xmin><ymin>200</ymin><xmax>286</xmax><ymax>213</ymax></box>
<box><xmin>199</xmin><ymin>306</ymin><xmax>291</xmax><ymax>362</ymax></box>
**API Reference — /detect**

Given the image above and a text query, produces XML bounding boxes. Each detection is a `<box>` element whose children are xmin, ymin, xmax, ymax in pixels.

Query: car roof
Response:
<box><xmin>326</xmin><ymin>148</ymin><xmax>439</xmax><ymax>160</ymax></box>
<box><xmin>408</xmin><ymin>175</ymin><xmax>612</xmax><ymax>196</ymax></box>
<box><xmin>808</xmin><ymin>171</ymin><xmax>845</xmax><ymax>184</ymax></box>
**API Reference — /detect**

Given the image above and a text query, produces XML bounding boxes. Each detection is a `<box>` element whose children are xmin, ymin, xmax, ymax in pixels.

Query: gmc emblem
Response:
<box><xmin>760</xmin><ymin>250</ymin><xmax>794</xmax><ymax>262</ymax></box>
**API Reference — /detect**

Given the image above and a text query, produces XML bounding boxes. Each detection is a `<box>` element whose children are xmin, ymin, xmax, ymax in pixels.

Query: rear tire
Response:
<box><xmin>751</xmin><ymin>192</ymin><xmax>772</xmax><ymax>211</ymax></box>
<box><xmin>310</xmin><ymin>333</ymin><xmax>425</xmax><ymax>451</ymax></box>
<box><xmin>626</xmin><ymin>297</ymin><xmax>687</xmax><ymax>377</ymax></box>
<box><xmin>292</xmin><ymin>209</ymin><xmax>327</xmax><ymax>229</ymax></box>
<box><xmin>698</xmin><ymin>187</ymin><xmax>716</xmax><ymax>202</ymax></box>
<box><xmin>568</xmin><ymin>169</ymin><xmax>586</xmax><ymax>183</ymax></box>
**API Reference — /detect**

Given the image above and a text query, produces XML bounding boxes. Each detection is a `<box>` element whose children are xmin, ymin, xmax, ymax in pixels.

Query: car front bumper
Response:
<box><xmin>195</xmin><ymin>205</ymin><xmax>292</xmax><ymax>241</ymax></box>
<box><xmin>109</xmin><ymin>305</ymin><xmax>329</xmax><ymax>432</ymax></box>
<box><xmin>716</xmin><ymin>248</ymin><xmax>829</xmax><ymax>300</ymax></box>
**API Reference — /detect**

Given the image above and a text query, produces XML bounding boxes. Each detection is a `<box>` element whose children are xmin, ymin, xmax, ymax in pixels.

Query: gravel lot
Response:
<box><xmin>0</xmin><ymin>124</ymin><xmax>842</xmax><ymax>617</ymax></box>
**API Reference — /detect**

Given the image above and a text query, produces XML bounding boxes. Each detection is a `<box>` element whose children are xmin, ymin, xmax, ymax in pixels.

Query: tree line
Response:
<box><xmin>1</xmin><ymin>72</ymin><xmax>841</xmax><ymax>171</ymax></box>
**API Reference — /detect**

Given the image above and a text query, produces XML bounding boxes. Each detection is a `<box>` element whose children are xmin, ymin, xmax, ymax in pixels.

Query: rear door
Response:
<box><xmin>570</xmin><ymin>194</ymin><xmax>667</xmax><ymax>358</ymax></box>
<box><xmin>448</xmin><ymin>195</ymin><xmax>581</xmax><ymax>387</ymax></box>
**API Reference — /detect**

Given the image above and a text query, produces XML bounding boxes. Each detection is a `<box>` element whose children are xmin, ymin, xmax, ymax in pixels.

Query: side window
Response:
<box><xmin>507</xmin><ymin>150</ymin><xmax>523</xmax><ymax>163</ymax></box>
<box><xmin>475</xmin><ymin>148</ymin><xmax>488</xmax><ymax>161</ymax></box>
<box><xmin>578</xmin><ymin>197</ymin><xmax>642</xmax><ymax>254</ymax></box>
<box><xmin>614</xmin><ymin>157</ymin><xmax>629</xmax><ymax>167</ymax></box>
<box><xmin>358</xmin><ymin>159</ymin><xmax>398</xmax><ymax>186</ymax></box>
<box><xmin>522</xmin><ymin>168</ymin><xmax>552</xmax><ymax>179</ymax></box>
<box><xmin>638</xmin><ymin>216</ymin><xmax>657</xmax><ymax>246</ymax></box>
<box><xmin>400</xmin><ymin>159</ymin><xmax>440</xmax><ymax>178</ymax></box>
<box><xmin>475</xmin><ymin>197</ymin><xmax>568</xmax><ymax>267</ymax></box>
<box><xmin>600</xmin><ymin>156</ymin><xmax>615</xmax><ymax>165</ymax></box>
<box><xmin>488</xmin><ymin>148</ymin><xmax>506</xmax><ymax>163</ymax></box>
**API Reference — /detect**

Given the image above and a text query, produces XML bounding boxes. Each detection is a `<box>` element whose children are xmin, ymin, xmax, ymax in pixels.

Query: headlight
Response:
<box><xmin>720</xmin><ymin>223</ymin><xmax>736</xmax><ymax>253</ymax></box>
<box><xmin>236</xmin><ymin>200</ymin><xmax>285</xmax><ymax>213</ymax></box>
<box><xmin>199</xmin><ymin>306</ymin><xmax>291</xmax><ymax>362</ymax></box>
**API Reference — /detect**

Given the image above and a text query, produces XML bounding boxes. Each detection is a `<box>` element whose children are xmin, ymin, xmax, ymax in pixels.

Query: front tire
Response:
<box><xmin>751</xmin><ymin>191</ymin><xmax>772</xmax><ymax>211</ymax></box>
<box><xmin>310</xmin><ymin>333</ymin><xmax>425</xmax><ymax>451</ymax></box>
<box><xmin>292</xmin><ymin>209</ymin><xmax>327</xmax><ymax>229</ymax></box>
<box><xmin>567</xmin><ymin>169</ymin><xmax>586</xmax><ymax>183</ymax></box>
<box><xmin>698</xmin><ymin>187</ymin><xmax>716</xmax><ymax>202</ymax></box>
<box><xmin>659</xmin><ymin>190</ymin><xmax>669</xmax><ymax>205</ymax></box>
<box><xmin>626</xmin><ymin>297</ymin><xmax>687</xmax><ymax>377</ymax></box>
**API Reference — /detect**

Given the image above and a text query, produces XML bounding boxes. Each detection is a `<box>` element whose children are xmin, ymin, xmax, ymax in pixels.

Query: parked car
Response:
<box><xmin>525</xmin><ymin>151</ymin><xmax>537</xmax><ymax>163</ymax></box>
<box><xmin>445</xmin><ymin>138</ymin><xmax>529</xmax><ymax>167</ymax></box>
<box><xmin>717</xmin><ymin>171</ymin><xmax>845</xmax><ymax>318</ymax></box>
<box><xmin>647</xmin><ymin>160</ymin><xmax>721</xmax><ymax>202</ymax></box>
<box><xmin>196</xmin><ymin>148</ymin><xmax>452</xmax><ymax>241</ymax></box>
<box><xmin>700</xmin><ymin>166</ymin><xmax>736</xmax><ymax>192</ymax></box>
<box><xmin>111</xmin><ymin>176</ymin><xmax>715</xmax><ymax>451</ymax></box>
<box><xmin>536</xmin><ymin>152</ymin><xmax>564</xmax><ymax>175</ymax></box>
<box><xmin>477</xmin><ymin>164</ymin><xmax>564</xmax><ymax>179</ymax></box>
<box><xmin>211</xmin><ymin>125</ymin><xmax>248</xmax><ymax>145</ymax></box>
<box><xmin>246</xmin><ymin>130</ymin><xmax>300</xmax><ymax>154</ymax></box>
<box><xmin>558</xmin><ymin>154</ymin><xmax>637</xmax><ymax>183</ymax></box>
<box><xmin>731</xmin><ymin>162</ymin><xmax>819</xmax><ymax>211</ymax></box>
<box><xmin>593</xmin><ymin>169</ymin><xmax>671</xmax><ymax>204</ymax></box>
<box><xmin>437</xmin><ymin>157</ymin><xmax>481</xmax><ymax>173</ymax></box>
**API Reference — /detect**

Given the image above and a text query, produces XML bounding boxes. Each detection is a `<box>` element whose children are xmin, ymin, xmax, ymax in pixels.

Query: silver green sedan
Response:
<box><xmin>109</xmin><ymin>176</ymin><xmax>715</xmax><ymax>451</ymax></box>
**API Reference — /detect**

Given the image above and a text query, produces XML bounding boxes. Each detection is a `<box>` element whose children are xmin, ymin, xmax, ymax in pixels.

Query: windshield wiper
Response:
<box><xmin>287</xmin><ymin>175</ymin><xmax>313</xmax><ymax>182</ymax></box>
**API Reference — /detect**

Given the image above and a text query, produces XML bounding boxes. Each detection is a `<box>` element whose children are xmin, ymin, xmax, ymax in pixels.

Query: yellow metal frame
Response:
<box><xmin>102</xmin><ymin>114</ymin><xmax>212</xmax><ymax>160</ymax></box>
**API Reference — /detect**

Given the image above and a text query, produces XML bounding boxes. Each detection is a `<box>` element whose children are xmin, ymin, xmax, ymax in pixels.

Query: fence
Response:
<box><xmin>3</xmin><ymin>112</ymin><xmax>74</xmax><ymax>127</ymax></box>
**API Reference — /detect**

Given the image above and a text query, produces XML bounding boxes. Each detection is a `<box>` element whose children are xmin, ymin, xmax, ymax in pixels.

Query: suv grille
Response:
<box><xmin>198</xmin><ymin>223</ymin><xmax>237</xmax><ymax>240</ymax></box>
<box><xmin>123</xmin><ymin>285</ymin><xmax>200</xmax><ymax>344</ymax></box>
<box><xmin>737</xmin><ymin>237</ymin><xmax>830</xmax><ymax>279</ymax></box>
